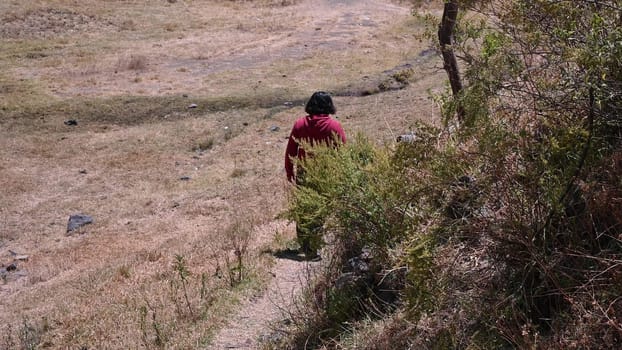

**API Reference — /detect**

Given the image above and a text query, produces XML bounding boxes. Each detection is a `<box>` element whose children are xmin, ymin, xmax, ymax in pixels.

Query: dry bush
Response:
<box><xmin>125</xmin><ymin>55</ymin><xmax>148</xmax><ymax>71</ymax></box>
<box><xmin>311</xmin><ymin>309</ymin><xmax>417</xmax><ymax>350</ymax></box>
<box><xmin>223</xmin><ymin>218</ymin><xmax>254</xmax><ymax>287</ymax></box>
<box><xmin>410</xmin><ymin>0</ymin><xmax>622</xmax><ymax>347</ymax></box>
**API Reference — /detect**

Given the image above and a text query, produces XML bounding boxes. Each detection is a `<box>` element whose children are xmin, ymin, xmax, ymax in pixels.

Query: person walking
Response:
<box><xmin>284</xmin><ymin>91</ymin><xmax>346</xmax><ymax>259</ymax></box>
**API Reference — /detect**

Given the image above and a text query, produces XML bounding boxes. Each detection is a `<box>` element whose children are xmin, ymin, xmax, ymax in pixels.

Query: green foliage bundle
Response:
<box><xmin>283</xmin><ymin>132</ymin><xmax>440</xmax><ymax>343</ymax></box>
<box><xmin>282</xmin><ymin>1</ymin><xmax>622</xmax><ymax>349</ymax></box>
<box><xmin>418</xmin><ymin>0</ymin><xmax>622</xmax><ymax>348</ymax></box>
<box><xmin>286</xmin><ymin>134</ymin><xmax>408</xmax><ymax>259</ymax></box>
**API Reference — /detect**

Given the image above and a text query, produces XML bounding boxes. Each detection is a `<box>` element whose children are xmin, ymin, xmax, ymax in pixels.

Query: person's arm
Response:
<box><xmin>285</xmin><ymin>133</ymin><xmax>298</xmax><ymax>182</ymax></box>
<box><xmin>332</xmin><ymin>120</ymin><xmax>346</xmax><ymax>144</ymax></box>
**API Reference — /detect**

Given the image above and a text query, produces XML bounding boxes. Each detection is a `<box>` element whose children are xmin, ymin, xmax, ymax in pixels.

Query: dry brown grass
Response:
<box><xmin>0</xmin><ymin>0</ymin><xmax>444</xmax><ymax>348</ymax></box>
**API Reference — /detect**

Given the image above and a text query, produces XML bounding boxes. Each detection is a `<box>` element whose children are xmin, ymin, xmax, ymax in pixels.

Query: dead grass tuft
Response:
<box><xmin>121</xmin><ymin>55</ymin><xmax>149</xmax><ymax>71</ymax></box>
<box><xmin>192</xmin><ymin>137</ymin><xmax>215</xmax><ymax>152</ymax></box>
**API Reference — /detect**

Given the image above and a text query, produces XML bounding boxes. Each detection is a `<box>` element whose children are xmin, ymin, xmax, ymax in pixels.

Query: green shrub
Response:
<box><xmin>420</xmin><ymin>1</ymin><xmax>622</xmax><ymax>347</ymax></box>
<box><xmin>282</xmin><ymin>2</ymin><xmax>622</xmax><ymax>348</ymax></box>
<box><xmin>282</xmin><ymin>132</ymin><xmax>440</xmax><ymax>344</ymax></box>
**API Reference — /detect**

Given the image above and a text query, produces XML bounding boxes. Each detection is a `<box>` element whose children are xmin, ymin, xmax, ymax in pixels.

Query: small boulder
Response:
<box><xmin>67</xmin><ymin>214</ymin><xmax>94</xmax><ymax>234</ymax></box>
<box><xmin>396</xmin><ymin>133</ymin><xmax>417</xmax><ymax>143</ymax></box>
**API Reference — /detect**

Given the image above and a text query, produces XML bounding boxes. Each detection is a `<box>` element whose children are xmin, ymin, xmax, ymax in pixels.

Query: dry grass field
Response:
<box><xmin>0</xmin><ymin>0</ymin><xmax>445</xmax><ymax>348</ymax></box>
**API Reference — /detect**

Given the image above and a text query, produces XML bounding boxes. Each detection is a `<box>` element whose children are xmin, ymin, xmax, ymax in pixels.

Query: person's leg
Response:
<box><xmin>294</xmin><ymin>167</ymin><xmax>320</xmax><ymax>260</ymax></box>
<box><xmin>297</xmin><ymin>224</ymin><xmax>321</xmax><ymax>261</ymax></box>
<box><xmin>296</xmin><ymin>223</ymin><xmax>308</xmax><ymax>252</ymax></box>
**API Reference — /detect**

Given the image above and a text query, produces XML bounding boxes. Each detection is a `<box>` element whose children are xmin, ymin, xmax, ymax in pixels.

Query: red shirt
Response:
<box><xmin>285</xmin><ymin>114</ymin><xmax>346</xmax><ymax>182</ymax></box>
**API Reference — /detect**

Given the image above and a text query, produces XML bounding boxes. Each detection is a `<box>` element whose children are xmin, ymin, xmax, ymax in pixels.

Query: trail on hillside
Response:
<box><xmin>208</xmin><ymin>254</ymin><xmax>319</xmax><ymax>349</ymax></box>
<box><xmin>0</xmin><ymin>0</ymin><xmax>440</xmax><ymax>347</ymax></box>
<box><xmin>206</xmin><ymin>1</ymin><xmax>411</xmax><ymax>348</ymax></box>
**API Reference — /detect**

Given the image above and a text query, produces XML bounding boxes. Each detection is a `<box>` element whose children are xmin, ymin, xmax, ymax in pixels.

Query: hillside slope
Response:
<box><xmin>0</xmin><ymin>0</ymin><xmax>444</xmax><ymax>348</ymax></box>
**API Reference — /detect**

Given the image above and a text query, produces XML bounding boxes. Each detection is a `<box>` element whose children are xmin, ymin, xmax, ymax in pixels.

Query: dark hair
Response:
<box><xmin>305</xmin><ymin>91</ymin><xmax>336</xmax><ymax>115</ymax></box>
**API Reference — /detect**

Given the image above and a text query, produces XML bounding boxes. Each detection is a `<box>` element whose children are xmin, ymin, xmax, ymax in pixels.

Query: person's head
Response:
<box><xmin>305</xmin><ymin>91</ymin><xmax>336</xmax><ymax>115</ymax></box>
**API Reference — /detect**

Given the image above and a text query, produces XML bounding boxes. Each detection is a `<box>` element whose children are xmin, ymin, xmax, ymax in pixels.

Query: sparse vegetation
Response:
<box><xmin>192</xmin><ymin>137</ymin><xmax>214</xmax><ymax>152</ymax></box>
<box><xmin>1</xmin><ymin>320</ymin><xmax>45</xmax><ymax>350</ymax></box>
<box><xmin>139</xmin><ymin>301</ymin><xmax>168</xmax><ymax>349</ymax></box>
<box><xmin>230</xmin><ymin>168</ymin><xmax>247</xmax><ymax>178</ymax></box>
<box><xmin>125</xmin><ymin>55</ymin><xmax>148</xmax><ymax>71</ymax></box>
<box><xmin>219</xmin><ymin>217</ymin><xmax>255</xmax><ymax>287</ymax></box>
<box><xmin>172</xmin><ymin>254</ymin><xmax>195</xmax><ymax>318</ymax></box>
<box><xmin>0</xmin><ymin>0</ymin><xmax>482</xmax><ymax>348</ymax></box>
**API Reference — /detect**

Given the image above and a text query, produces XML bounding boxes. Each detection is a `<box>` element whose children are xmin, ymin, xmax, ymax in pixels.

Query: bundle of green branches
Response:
<box><xmin>412</xmin><ymin>0</ymin><xmax>622</xmax><ymax>348</ymax></box>
<box><xmin>281</xmin><ymin>2</ymin><xmax>621</xmax><ymax>349</ymax></box>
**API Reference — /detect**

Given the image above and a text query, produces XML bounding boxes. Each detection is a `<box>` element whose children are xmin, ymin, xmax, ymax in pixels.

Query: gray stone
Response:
<box><xmin>396</xmin><ymin>133</ymin><xmax>418</xmax><ymax>143</ymax></box>
<box><xmin>67</xmin><ymin>214</ymin><xmax>94</xmax><ymax>233</ymax></box>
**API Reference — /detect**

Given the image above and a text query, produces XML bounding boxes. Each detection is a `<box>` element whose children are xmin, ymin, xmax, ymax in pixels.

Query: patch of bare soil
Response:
<box><xmin>17</xmin><ymin>0</ymin><xmax>412</xmax><ymax>99</ymax></box>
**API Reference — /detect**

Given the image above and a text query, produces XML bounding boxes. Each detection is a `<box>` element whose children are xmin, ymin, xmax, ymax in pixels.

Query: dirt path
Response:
<box><xmin>208</xmin><ymin>257</ymin><xmax>319</xmax><ymax>349</ymax></box>
<box><xmin>206</xmin><ymin>2</ymin><xmax>411</xmax><ymax>348</ymax></box>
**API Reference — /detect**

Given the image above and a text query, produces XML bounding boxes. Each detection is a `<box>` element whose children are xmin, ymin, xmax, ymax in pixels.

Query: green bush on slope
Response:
<box><xmin>281</xmin><ymin>1</ymin><xmax>622</xmax><ymax>348</ymax></box>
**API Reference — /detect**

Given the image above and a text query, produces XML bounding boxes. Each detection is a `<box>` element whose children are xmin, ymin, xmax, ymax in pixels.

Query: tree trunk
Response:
<box><xmin>438</xmin><ymin>1</ymin><xmax>465</xmax><ymax>121</ymax></box>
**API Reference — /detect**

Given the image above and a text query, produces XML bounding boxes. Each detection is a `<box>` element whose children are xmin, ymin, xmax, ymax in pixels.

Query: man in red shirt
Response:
<box><xmin>284</xmin><ymin>91</ymin><xmax>346</xmax><ymax>259</ymax></box>
<box><xmin>285</xmin><ymin>91</ymin><xmax>346</xmax><ymax>182</ymax></box>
